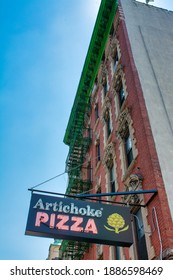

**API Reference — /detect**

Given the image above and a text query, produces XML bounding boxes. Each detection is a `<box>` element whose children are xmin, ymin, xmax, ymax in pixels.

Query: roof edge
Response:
<box><xmin>64</xmin><ymin>0</ymin><xmax>118</xmax><ymax>145</ymax></box>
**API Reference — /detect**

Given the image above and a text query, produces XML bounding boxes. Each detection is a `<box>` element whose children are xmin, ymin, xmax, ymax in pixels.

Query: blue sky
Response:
<box><xmin>0</xmin><ymin>0</ymin><xmax>101</xmax><ymax>260</ymax></box>
<box><xmin>0</xmin><ymin>0</ymin><xmax>172</xmax><ymax>260</ymax></box>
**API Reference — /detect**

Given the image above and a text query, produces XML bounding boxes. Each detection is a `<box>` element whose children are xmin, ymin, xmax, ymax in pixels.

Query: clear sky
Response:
<box><xmin>0</xmin><ymin>0</ymin><xmax>172</xmax><ymax>260</ymax></box>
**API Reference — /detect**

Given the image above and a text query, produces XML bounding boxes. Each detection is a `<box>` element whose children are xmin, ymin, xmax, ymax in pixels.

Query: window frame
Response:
<box><xmin>124</xmin><ymin>129</ymin><xmax>133</xmax><ymax>168</ymax></box>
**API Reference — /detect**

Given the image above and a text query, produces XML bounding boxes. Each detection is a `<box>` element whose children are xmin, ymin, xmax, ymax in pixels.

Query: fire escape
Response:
<box><xmin>60</xmin><ymin>240</ymin><xmax>90</xmax><ymax>260</ymax></box>
<box><xmin>60</xmin><ymin>119</ymin><xmax>92</xmax><ymax>259</ymax></box>
<box><xmin>59</xmin><ymin>0</ymin><xmax>118</xmax><ymax>260</ymax></box>
<box><xmin>65</xmin><ymin>127</ymin><xmax>92</xmax><ymax>195</ymax></box>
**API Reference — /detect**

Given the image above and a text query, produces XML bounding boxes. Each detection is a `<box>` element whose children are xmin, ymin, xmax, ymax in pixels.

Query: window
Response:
<box><xmin>113</xmin><ymin>51</ymin><xmax>119</xmax><ymax>72</ymax></box>
<box><xmin>106</xmin><ymin>112</ymin><xmax>111</xmax><ymax>139</ymax></box>
<box><xmin>89</xmin><ymin>128</ymin><xmax>92</xmax><ymax>139</ymax></box>
<box><xmin>96</xmin><ymin>185</ymin><xmax>102</xmax><ymax>203</ymax></box>
<box><xmin>134</xmin><ymin>209</ymin><xmax>148</xmax><ymax>260</ymax></box>
<box><xmin>110</xmin><ymin>246</ymin><xmax>121</xmax><ymax>260</ymax></box>
<box><xmin>87</xmin><ymin>162</ymin><xmax>92</xmax><ymax>182</ymax></box>
<box><xmin>110</xmin><ymin>24</ymin><xmax>114</xmax><ymax>37</ymax></box>
<box><xmin>95</xmin><ymin>103</ymin><xmax>99</xmax><ymax>121</ymax></box>
<box><xmin>117</xmin><ymin>109</ymin><xmax>137</xmax><ymax>175</ymax></box>
<box><xmin>115</xmin><ymin>246</ymin><xmax>121</xmax><ymax>260</ymax></box>
<box><xmin>103</xmin><ymin>78</ymin><xmax>108</xmax><ymax>97</ymax></box>
<box><xmin>96</xmin><ymin>142</ymin><xmax>101</xmax><ymax>163</ymax></box>
<box><xmin>92</xmin><ymin>80</ymin><xmax>98</xmax><ymax>95</ymax></box>
<box><xmin>118</xmin><ymin>83</ymin><xmax>125</xmax><ymax>107</ymax></box>
<box><xmin>109</xmin><ymin>164</ymin><xmax>115</xmax><ymax>193</ymax></box>
<box><xmin>124</xmin><ymin>129</ymin><xmax>133</xmax><ymax>167</ymax></box>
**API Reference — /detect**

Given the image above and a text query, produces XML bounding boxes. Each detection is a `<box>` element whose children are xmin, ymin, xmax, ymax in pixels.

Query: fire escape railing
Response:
<box><xmin>60</xmin><ymin>0</ymin><xmax>118</xmax><ymax>260</ymax></box>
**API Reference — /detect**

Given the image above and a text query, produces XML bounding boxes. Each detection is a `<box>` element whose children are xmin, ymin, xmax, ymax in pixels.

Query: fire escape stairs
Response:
<box><xmin>60</xmin><ymin>0</ymin><xmax>118</xmax><ymax>260</ymax></box>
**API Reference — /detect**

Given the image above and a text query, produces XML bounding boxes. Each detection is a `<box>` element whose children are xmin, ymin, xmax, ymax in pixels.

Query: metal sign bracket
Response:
<box><xmin>28</xmin><ymin>189</ymin><xmax>158</xmax><ymax>208</ymax></box>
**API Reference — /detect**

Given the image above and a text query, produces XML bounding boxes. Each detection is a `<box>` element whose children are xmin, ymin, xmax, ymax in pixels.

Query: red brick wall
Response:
<box><xmin>118</xmin><ymin>6</ymin><xmax>173</xmax><ymax>256</ymax></box>
<box><xmin>83</xmin><ymin>5</ymin><xmax>173</xmax><ymax>260</ymax></box>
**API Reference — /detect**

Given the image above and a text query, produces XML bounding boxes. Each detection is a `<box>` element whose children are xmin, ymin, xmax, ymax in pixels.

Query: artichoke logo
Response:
<box><xmin>104</xmin><ymin>213</ymin><xmax>129</xmax><ymax>234</ymax></box>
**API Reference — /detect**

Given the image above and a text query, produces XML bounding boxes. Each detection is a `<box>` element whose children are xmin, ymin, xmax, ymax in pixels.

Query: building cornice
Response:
<box><xmin>64</xmin><ymin>0</ymin><xmax>118</xmax><ymax>146</ymax></box>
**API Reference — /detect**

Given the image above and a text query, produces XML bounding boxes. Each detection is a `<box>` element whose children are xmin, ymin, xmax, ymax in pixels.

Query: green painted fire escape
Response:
<box><xmin>59</xmin><ymin>240</ymin><xmax>90</xmax><ymax>260</ymax></box>
<box><xmin>60</xmin><ymin>0</ymin><xmax>118</xmax><ymax>260</ymax></box>
<box><xmin>65</xmin><ymin>127</ymin><xmax>92</xmax><ymax>195</ymax></box>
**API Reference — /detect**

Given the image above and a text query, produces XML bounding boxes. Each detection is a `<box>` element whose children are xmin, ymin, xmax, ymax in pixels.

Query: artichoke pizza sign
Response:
<box><xmin>25</xmin><ymin>193</ymin><xmax>133</xmax><ymax>246</ymax></box>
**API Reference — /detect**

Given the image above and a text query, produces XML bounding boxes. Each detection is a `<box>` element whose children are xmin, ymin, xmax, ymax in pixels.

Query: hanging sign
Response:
<box><xmin>25</xmin><ymin>193</ymin><xmax>133</xmax><ymax>247</ymax></box>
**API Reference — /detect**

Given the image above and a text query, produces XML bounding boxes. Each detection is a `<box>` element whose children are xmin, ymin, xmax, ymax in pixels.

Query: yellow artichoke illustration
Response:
<box><xmin>104</xmin><ymin>213</ymin><xmax>129</xmax><ymax>234</ymax></box>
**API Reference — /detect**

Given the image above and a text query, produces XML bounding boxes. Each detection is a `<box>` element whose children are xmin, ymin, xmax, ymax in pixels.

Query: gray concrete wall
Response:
<box><xmin>121</xmin><ymin>0</ymin><xmax>173</xmax><ymax>219</ymax></box>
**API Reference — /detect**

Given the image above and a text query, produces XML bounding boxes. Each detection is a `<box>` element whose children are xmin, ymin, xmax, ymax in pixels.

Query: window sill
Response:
<box><xmin>93</xmin><ymin>118</ymin><xmax>99</xmax><ymax>132</ymax></box>
<box><xmin>116</xmin><ymin>100</ymin><xmax>126</xmax><ymax>121</ymax></box>
<box><xmin>106</xmin><ymin>132</ymin><xmax>113</xmax><ymax>145</ymax></box>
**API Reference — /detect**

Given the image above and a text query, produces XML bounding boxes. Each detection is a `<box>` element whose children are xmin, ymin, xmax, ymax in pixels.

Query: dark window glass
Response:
<box><xmin>134</xmin><ymin>209</ymin><xmax>148</xmax><ymax>260</ymax></box>
<box><xmin>95</xmin><ymin>103</ymin><xmax>99</xmax><ymax>121</ymax></box>
<box><xmin>96</xmin><ymin>187</ymin><xmax>102</xmax><ymax>203</ymax></box>
<box><xmin>96</xmin><ymin>143</ymin><xmax>101</xmax><ymax>162</ymax></box>
<box><xmin>113</xmin><ymin>51</ymin><xmax>119</xmax><ymax>72</ymax></box>
<box><xmin>124</xmin><ymin>130</ymin><xmax>133</xmax><ymax>167</ymax></box>
<box><xmin>106</xmin><ymin>114</ymin><xmax>111</xmax><ymax>138</ymax></box>
<box><xmin>110</xmin><ymin>165</ymin><xmax>115</xmax><ymax>193</ymax></box>
<box><xmin>104</xmin><ymin>80</ymin><xmax>108</xmax><ymax>97</ymax></box>
<box><xmin>115</xmin><ymin>246</ymin><xmax>121</xmax><ymax>260</ymax></box>
<box><xmin>119</xmin><ymin>84</ymin><xmax>125</xmax><ymax>107</ymax></box>
<box><xmin>112</xmin><ymin>246</ymin><xmax>120</xmax><ymax>260</ymax></box>
<box><xmin>89</xmin><ymin>128</ymin><xmax>92</xmax><ymax>139</ymax></box>
<box><xmin>87</xmin><ymin>163</ymin><xmax>92</xmax><ymax>182</ymax></box>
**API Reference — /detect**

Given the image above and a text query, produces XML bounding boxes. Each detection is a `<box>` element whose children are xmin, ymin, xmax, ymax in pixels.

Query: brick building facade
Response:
<box><xmin>60</xmin><ymin>0</ymin><xmax>173</xmax><ymax>260</ymax></box>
